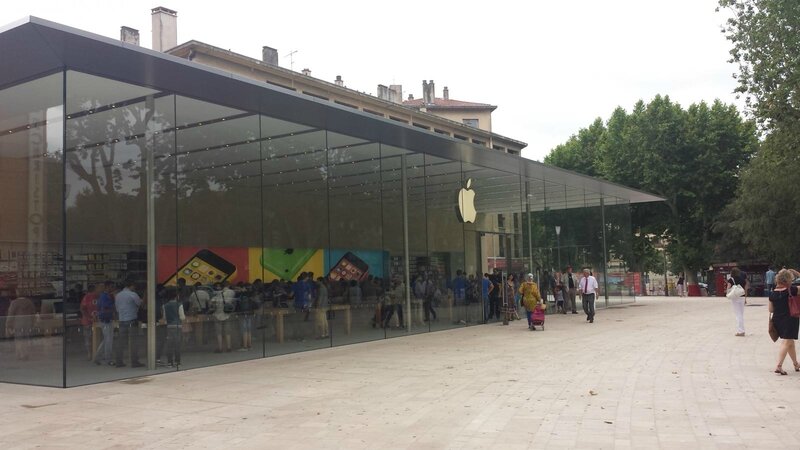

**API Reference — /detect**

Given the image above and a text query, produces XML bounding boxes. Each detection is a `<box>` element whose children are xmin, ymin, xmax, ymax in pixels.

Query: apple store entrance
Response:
<box><xmin>0</xmin><ymin>17</ymin><xmax>664</xmax><ymax>387</ymax></box>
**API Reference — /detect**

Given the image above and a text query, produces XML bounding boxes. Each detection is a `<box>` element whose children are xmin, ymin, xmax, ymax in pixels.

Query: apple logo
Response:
<box><xmin>457</xmin><ymin>178</ymin><xmax>477</xmax><ymax>223</ymax></box>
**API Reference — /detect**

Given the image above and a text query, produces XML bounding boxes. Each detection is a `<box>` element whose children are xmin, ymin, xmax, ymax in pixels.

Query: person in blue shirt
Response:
<box><xmin>93</xmin><ymin>280</ymin><xmax>117</xmax><ymax>366</ymax></box>
<box><xmin>114</xmin><ymin>279</ymin><xmax>143</xmax><ymax>368</ymax></box>
<box><xmin>293</xmin><ymin>272</ymin><xmax>310</xmax><ymax>312</ymax></box>
<box><xmin>765</xmin><ymin>267</ymin><xmax>776</xmax><ymax>297</ymax></box>
<box><xmin>481</xmin><ymin>273</ymin><xmax>493</xmax><ymax>323</ymax></box>
<box><xmin>453</xmin><ymin>270</ymin><xmax>467</xmax><ymax>306</ymax></box>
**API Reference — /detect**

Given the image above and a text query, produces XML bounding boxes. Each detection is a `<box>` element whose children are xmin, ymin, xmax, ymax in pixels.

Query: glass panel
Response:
<box><xmin>424</xmin><ymin>155</ymin><xmax>466</xmax><ymax>332</ymax></box>
<box><xmin>327</xmin><ymin>134</ymin><xmax>385</xmax><ymax>346</ymax></box>
<box><xmin>64</xmin><ymin>71</ymin><xmax>174</xmax><ymax>385</ymax></box>
<box><xmin>173</xmin><ymin>97</ymin><xmax>263</xmax><ymax>367</ymax></box>
<box><xmin>0</xmin><ymin>73</ymin><xmax>64</xmax><ymax>387</ymax></box>
<box><xmin>260</xmin><ymin>116</ymin><xmax>330</xmax><ymax>355</ymax></box>
<box><xmin>379</xmin><ymin>147</ymin><xmax>411</xmax><ymax>337</ymax></box>
<box><xmin>461</xmin><ymin>161</ymin><xmax>524</xmax><ymax>325</ymax></box>
<box><xmin>403</xmin><ymin>153</ymin><xmax>430</xmax><ymax>335</ymax></box>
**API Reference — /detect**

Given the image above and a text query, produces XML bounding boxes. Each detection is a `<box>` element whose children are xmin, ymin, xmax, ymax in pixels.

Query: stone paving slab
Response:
<box><xmin>0</xmin><ymin>296</ymin><xmax>798</xmax><ymax>449</ymax></box>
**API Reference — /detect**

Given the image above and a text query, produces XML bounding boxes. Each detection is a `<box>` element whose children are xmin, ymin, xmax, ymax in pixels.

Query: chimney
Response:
<box><xmin>377</xmin><ymin>84</ymin><xmax>390</xmax><ymax>101</ymax></box>
<box><xmin>443</xmin><ymin>86</ymin><xmax>449</xmax><ymax>100</ymax></box>
<box><xmin>262</xmin><ymin>46</ymin><xmax>279</xmax><ymax>66</ymax></box>
<box><xmin>422</xmin><ymin>80</ymin><xmax>430</xmax><ymax>104</ymax></box>
<box><xmin>301</xmin><ymin>68</ymin><xmax>311</xmax><ymax>76</ymax></box>
<box><xmin>427</xmin><ymin>80</ymin><xmax>435</xmax><ymax>104</ymax></box>
<box><xmin>151</xmin><ymin>6</ymin><xmax>177</xmax><ymax>52</ymax></box>
<box><xmin>335</xmin><ymin>75</ymin><xmax>344</xmax><ymax>87</ymax></box>
<box><xmin>120</xmin><ymin>26</ymin><xmax>140</xmax><ymax>46</ymax></box>
<box><xmin>408</xmin><ymin>94</ymin><xmax>414</xmax><ymax>101</ymax></box>
<box><xmin>389</xmin><ymin>84</ymin><xmax>403</xmax><ymax>104</ymax></box>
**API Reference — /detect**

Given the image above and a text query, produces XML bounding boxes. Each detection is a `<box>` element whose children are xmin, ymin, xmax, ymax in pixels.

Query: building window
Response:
<box><xmin>463</xmin><ymin>118</ymin><xmax>479</xmax><ymax>128</ymax></box>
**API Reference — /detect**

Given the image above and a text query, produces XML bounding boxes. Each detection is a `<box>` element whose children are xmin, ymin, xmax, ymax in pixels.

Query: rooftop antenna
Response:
<box><xmin>285</xmin><ymin>50</ymin><xmax>298</xmax><ymax>71</ymax></box>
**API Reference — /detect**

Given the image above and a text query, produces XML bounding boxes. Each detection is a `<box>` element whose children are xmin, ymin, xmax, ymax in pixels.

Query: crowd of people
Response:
<box><xmin>36</xmin><ymin>265</ymin><xmax>605</xmax><ymax>369</ymax></box>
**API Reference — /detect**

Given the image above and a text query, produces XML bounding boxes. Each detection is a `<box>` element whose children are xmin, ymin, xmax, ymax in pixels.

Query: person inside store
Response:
<box><xmin>768</xmin><ymin>269</ymin><xmax>799</xmax><ymax>375</ymax></box>
<box><xmin>93</xmin><ymin>280</ymin><xmax>117</xmax><ymax>366</ymax></box>
<box><xmin>5</xmin><ymin>292</ymin><xmax>35</xmax><ymax>360</ymax></box>
<box><xmin>382</xmin><ymin>277</ymin><xmax>405</xmax><ymax>329</ymax></box>
<box><xmin>161</xmin><ymin>286</ymin><xmax>185</xmax><ymax>366</ymax></box>
<box><xmin>314</xmin><ymin>277</ymin><xmax>330</xmax><ymax>339</ymax></box>
<box><xmin>114</xmin><ymin>278</ymin><xmax>144</xmax><ymax>368</ymax></box>
<box><xmin>79</xmin><ymin>283</ymin><xmax>101</xmax><ymax>360</ymax></box>
<box><xmin>237</xmin><ymin>285</ymin><xmax>256</xmax><ymax>351</ymax></box>
<box><xmin>481</xmin><ymin>273</ymin><xmax>493</xmax><ymax>323</ymax></box>
<box><xmin>489</xmin><ymin>269</ymin><xmax>502</xmax><ymax>322</ymax></box>
<box><xmin>347</xmin><ymin>279</ymin><xmax>363</xmax><ymax>306</ymax></box>
<box><xmin>453</xmin><ymin>270</ymin><xmax>467</xmax><ymax>306</ymax></box>
<box><xmin>423</xmin><ymin>272</ymin><xmax>438</xmax><ymax>322</ymax></box>
<box><xmin>211</xmin><ymin>281</ymin><xmax>235</xmax><ymax>353</ymax></box>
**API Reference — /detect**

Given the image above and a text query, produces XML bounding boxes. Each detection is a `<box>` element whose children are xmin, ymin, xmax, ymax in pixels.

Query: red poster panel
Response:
<box><xmin>157</xmin><ymin>246</ymin><xmax>250</xmax><ymax>285</ymax></box>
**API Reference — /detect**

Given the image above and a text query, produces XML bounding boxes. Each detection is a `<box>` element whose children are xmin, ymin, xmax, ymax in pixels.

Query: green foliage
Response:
<box><xmin>721</xmin><ymin>123</ymin><xmax>800</xmax><ymax>265</ymax></box>
<box><xmin>718</xmin><ymin>0</ymin><xmax>800</xmax><ymax>265</ymax></box>
<box><xmin>719</xmin><ymin>0</ymin><xmax>800</xmax><ymax>127</ymax></box>
<box><xmin>545</xmin><ymin>96</ymin><xmax>757</xmax><ymax>275</ymax></box>
<box><xmin>545</xmin><ymin>118</ymin><xmax>605</xmax><ymax>177</ymax></box>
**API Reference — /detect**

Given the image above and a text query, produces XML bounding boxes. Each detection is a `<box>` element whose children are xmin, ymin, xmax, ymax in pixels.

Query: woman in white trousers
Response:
<box><xmin>728</xmin><ymin>267</ymin><xmax>748</xmax><ymax>336</ymax></box>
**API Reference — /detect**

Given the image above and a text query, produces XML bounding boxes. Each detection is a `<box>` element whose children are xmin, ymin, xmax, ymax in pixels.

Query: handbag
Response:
<box><xmin>768</xmin><ymin>314</ymin><xmax>779</xmax><ymax>342</ymax></box>
<box><xmin>726</xmin><ymin>283</ymin><xmax>745</xmax><ymax>300</ymax></box>
<box><xmin>788</xmin><ymin>291</ymin><xmax>800</xmax><ymax>318</ymax></box>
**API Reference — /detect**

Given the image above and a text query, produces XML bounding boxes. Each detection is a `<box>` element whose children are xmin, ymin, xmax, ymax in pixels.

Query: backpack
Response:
<box><xmin>223</xmin><ymin>298</ymin><xmax>236</xmax><ymax>314</ymax></box>
<box><xmin>238</xmin><ymin>295</ymin><xmax>254</xmax><ymax>314</ymax></box>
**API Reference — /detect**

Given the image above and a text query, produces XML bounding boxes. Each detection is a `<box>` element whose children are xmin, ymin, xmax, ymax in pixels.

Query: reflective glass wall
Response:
<box><xmin>0</xmin><ymin>70</ymin><xmax>638</xmax><ymax>386</ymax></box>
<box><xmin>0</xmin><ymin>72</ymin><xmax>64</xmax><ymax>386</ymax></box>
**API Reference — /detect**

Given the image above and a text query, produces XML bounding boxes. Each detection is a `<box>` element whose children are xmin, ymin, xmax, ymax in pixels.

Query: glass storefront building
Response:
<box><xmin>0</xmin><ymin>18</ymin><xmax>662</xmax><ymax>387</ymax></box>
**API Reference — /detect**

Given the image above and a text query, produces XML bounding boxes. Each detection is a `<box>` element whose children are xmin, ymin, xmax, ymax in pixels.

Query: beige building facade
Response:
<box><xmin>135</xmin><ymin>7</ymin><xmax>526</xmax><ymax>155</ymax></box>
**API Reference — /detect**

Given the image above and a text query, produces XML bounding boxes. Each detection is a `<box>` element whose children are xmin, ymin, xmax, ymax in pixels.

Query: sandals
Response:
<box><xmin>794</xmin><ymin>362</ymin><xmax>800</xmax><ymax>372</ymax></box>
<box><xmin>775</xmin><ymin>366</ymin><xmax>788</xmax><ymax>376</ymax></box>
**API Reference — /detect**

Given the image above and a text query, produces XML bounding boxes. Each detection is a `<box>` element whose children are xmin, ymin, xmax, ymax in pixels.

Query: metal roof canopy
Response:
<box><xmin>0</xmin><ymin>16</ymin><xmax>664</xmax><ymax>207</ymax></box>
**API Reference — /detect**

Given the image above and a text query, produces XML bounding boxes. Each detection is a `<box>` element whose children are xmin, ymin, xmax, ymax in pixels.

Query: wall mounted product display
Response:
<box><xmin>0</xmin><ymin>17</ymin><xmax>663</xmax><ymax>387</ymax></box>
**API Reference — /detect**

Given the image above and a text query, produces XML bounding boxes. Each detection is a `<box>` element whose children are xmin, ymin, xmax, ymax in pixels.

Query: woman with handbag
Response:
<box><xmin>769</xmin><ymin>269</ymin><xmax>800</xmax><ymax>375</ymax></box>
<box><xmin>727</xmin><ymin>267</ymin><xmax>748</xmax><ymax>336</ymax></box>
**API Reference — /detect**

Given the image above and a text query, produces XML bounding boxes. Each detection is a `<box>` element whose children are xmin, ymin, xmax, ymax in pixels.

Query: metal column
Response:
<box><xmin>600</xmin><ymin>197</ymin><xmax>609</xmax><ymax>307</ymax></box>
<box><xmin>145</xmin><ymin>96</ymin><xmax>156</xmax><ymax>370</ymax></box>
<box><xmin>401</xmin><ymin>154</ymin><xmax>411</xmax><ymax>333</ymax></box>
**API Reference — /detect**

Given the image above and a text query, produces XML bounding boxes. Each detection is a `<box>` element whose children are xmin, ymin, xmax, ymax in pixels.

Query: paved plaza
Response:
<box><xmin>1</xmin><ymin>296</ymin><xmax>798</xmax><ymax>449</ymax></box>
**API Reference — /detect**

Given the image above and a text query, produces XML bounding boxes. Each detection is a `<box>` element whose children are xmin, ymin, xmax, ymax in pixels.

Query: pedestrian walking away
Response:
<box><xmin>768</xmin><ymin>269</ymin><xmax>799</xmax><ymax>375</ymax></box>
<box><xmin>727</xmin><ymin>267</ymin><xmax>748</xmax><ymax>336</ymax></box>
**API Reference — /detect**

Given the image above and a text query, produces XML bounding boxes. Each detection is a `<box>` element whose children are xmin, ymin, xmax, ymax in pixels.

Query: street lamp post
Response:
<box><xmin>658</xmin><ymin>247</ymin><xmax>668</xmax><ymax>296</ymax></box>
<box><xmin>555</xmin><ymin>225</ymin><xmax>561</xmax><ymax>271</ymax></box>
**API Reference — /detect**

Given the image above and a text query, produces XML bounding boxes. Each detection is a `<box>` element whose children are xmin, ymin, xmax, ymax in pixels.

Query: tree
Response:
<box><xmin>545</xmin><ymin>118</ymin><xmax>605</xmax><ymax>177</ymax></box>
<box><xmin>720</xmin><ymin>123</ymin><xmax>800</xmax><ymax>265</ymax></box>
<box><xmin>719</xmin><ymin>0</ymin><xmax>800</xmax><ymax>128</ymax></box>
<box><xmin>718</xmin><ymin>0</ymin><xmax>800</xmax><ymax>265</ymax></box>
<box><xmin>545</xmin><ymin>96</ymin><xmax>757</xmax><ymax>284</ymax></box>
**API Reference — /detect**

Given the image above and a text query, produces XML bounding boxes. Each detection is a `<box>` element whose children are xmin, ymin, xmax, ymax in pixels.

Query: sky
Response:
<box><xmin>3</xmin><ymin>0</ymin><xmax>742</xmax><ymax>161</ymax></box>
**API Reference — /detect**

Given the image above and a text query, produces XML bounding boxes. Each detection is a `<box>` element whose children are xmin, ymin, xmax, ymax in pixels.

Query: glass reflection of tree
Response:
<box><xmin>65</xmin><ymin>94</ymin><xmax>175</xmax><ymax>243</ymax></box>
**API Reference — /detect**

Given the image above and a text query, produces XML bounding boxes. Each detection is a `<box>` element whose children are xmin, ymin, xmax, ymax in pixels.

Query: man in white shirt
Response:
<box><xmin>580</xmin><ymin>268</ymin><xmax>600</xmax><ymax>323</ymax></box>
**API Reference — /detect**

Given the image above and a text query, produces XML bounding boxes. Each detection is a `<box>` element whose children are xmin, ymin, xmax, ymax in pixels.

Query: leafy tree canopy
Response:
<box><xmin>545</xmin><ymin>96</ymin><xmax>757</xmax><ymax>277</ymax></box>
<box><xmin>718</xmin><ymin>0</ymin><xmax>800</xmax><ymax>266</ymax></box>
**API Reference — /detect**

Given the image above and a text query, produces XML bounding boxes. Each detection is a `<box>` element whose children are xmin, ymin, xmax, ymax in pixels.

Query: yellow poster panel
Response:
<box><xmin>247</xmin><ymin>248</ymin><xmax>324</xmax><ymax>282</ymax></box>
